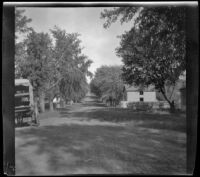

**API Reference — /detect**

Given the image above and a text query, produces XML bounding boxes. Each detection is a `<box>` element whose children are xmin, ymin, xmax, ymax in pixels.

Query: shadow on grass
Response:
<box><xmin>71</xmin><ymin>108</ymin><xmax>186</xmax><ymax>133</ymax></box>
<box><xmin>39</xmin><ymin>102</ymin><xmax>186</xmax><ymax>133</ymax></box>
<box><xmin>16</xmin><ymin>124</ymin><xmax>126</xmax><ymax>175</ymax></box>
<box><xmin>16</xmin><ymin>123</ymin><xmax>186</xmax><ymax>175</ymax></box>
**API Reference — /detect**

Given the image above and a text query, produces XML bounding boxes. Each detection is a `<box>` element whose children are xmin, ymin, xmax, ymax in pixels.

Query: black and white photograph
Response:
<box><xmin>2</xmin><ymin>1</ymin><xmax>199</xmax><ymax>176</ymax></box>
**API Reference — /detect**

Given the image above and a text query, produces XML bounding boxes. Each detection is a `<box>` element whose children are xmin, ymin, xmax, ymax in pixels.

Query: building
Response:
<box><xmin>123</xmin><ymin>84</ymin><xmax>157</xmax><ymax>103</ymax></box>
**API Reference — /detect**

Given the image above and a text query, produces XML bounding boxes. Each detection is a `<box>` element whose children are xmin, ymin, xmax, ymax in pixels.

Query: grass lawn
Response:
<box><xmin>69</xmin><ymin>105</ymin><xmax>186</xmax><ymax>133</ymax></box>
<box><xmin>15</xmin><ymin>104</ymin><xmax>186</xmax><ymax>175</ymax></box>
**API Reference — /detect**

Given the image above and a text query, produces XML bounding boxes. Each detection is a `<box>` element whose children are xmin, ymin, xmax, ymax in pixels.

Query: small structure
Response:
<box><xmin>122</xmin><ymin>79</ymin><xmax>186</xmax><ymax>110</ymax></box>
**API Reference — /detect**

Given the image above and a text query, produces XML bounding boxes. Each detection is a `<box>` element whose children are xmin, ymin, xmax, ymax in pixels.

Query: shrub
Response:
<box><xmin>158</xmin><ymin>101</ymin><xmax>170</xmax><ymax>110</ymax></box>
<box><xmin>159</xmin><ymin>102</ymin><xmax>164</xmax><ymax>109</ymax></box>
<box><xmin>127</xmin><ymin>102</ymin><xmax>154</xmax><ymax>111</ymax></box>
<box><xmin>127</xmin><ymin>102</ymin><xmax>134</xmax><ymax>109</ymax></box>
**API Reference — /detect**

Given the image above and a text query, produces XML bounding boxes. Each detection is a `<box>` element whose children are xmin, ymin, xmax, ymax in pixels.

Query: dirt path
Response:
<box><xmin>15</xmin><ymin>96</ymin><xmax>186</xmax><ymax>175</ymax></box>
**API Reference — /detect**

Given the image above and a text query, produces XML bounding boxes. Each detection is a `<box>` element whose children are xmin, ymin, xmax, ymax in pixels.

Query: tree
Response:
<box><xmin>15</xmin><ymin>9</ymin><xmax>32</xmax><ymax>39</ymax></box>
<box><xmin>90</xmin><ymin>79</ymin><xmax>102</xmax><ymax>98</ymax></box>
<box><xmin>15</xmin><ymin>9</ymin><xmax>33</xmax><ymax>78</ymax></box>
<box><xmin>50</xmin><ymin>26</ymin><xmax>93</xmax><ymax>103</ymax></box>
<box><xmin>101</xmin><ymin>7</ymin><xmax>186</xmax><ymax>111</ymax></box>
<box><xmin>18</xmin><ymin>30</ymin><xmax>53</xmax><ymax>112</ymax></box>
<box><xmin>16</xmin><ymin>25</ymin><xmax>92</xmax><ymax>112</ymax></box>
<box><xmin>90</xmin><ymin>65</ymin><xmax>124</xmax><ymax>106</ymax></box>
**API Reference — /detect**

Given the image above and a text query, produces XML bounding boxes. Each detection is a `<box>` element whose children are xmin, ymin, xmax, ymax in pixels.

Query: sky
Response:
<box><xmin>18</xmin><ymin>7</ymin><xmax>134</xmax><ymax>83</ymax></box>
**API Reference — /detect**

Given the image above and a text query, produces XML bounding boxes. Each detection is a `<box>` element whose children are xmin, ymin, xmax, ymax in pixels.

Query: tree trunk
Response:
<box><xmin>110</xmin><ymin>100</ymin><xmax>112</xmax><ymax>107</ymax></box>
<box><xmin>39</xmin><ymin>91</ymin><xmax>45</xmax><ymax>113</ymax></box>
<box><xmin>169</xmin><ymin>101</ymin><xmax>175</xmax><ymax>113</ymax></box>
<box><xmin>160</xmin><ymin>87</ymin><xmax>175</xmax><ymax>113</ymax></box>
<box><xmin>33</xmin><ymin>96</ymin><xmax>39</xmax><ymax>124</ymax></box>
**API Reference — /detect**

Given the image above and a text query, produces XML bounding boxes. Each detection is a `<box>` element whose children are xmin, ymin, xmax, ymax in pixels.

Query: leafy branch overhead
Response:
<box><xmin>100</xmin><ymin>7</ymin><xmax>139</xmax><ymax>28</ymax></box>
<box><xmin>15</xmin><ymin>9</ymin><xmax>33</xmax><ymax>39</ymax></box>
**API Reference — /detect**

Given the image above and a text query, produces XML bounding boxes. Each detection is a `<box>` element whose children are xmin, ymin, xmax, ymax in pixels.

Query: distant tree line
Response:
<box><xmin>90</xmin><ymin>65</ymin><xmax>124</xmax><ymax>106</ymax></box>
<box><xmin>15</xmin><ymin>9</ymin><xmax>93</xmax><ymax>112</ymax></box>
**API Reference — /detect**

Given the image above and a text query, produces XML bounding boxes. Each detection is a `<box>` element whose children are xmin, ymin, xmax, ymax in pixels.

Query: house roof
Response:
<box><xmin>124</xmin><ymin>84</ymin><xmax>155</xmax><ymax>92</ymax></box>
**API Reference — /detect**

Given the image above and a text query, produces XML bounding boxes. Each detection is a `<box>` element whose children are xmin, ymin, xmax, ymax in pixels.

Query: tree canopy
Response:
<box><xmin>50</xmin><ymin>26</ymin><xmax>93</xmax><ymax>102</ymax></box>
<box><xmin>16</xmin><ymin>26</ymin><xmax>93</xmax><ymax>100</ymax></box>
<box><xmin>15</xmin><ymin>9</ymin><xmax>32</xmax><ymax>39</ymax></box>
<box><xmin>15</xmin><ymin>9</ymin><xmax>33</xmax><ymax>78</ymax></box>
<box><xmin>101</xmin><ymin>6</ymin><xmax>186</xmax><ymax>110</ymax></box>
<box><xmin>18</xmin><ymin>31</ymin><xmax>53</xmax><ymax>95</ymax></box>
<box><xmin>90</xmin><ymin>65</ymin><xmax>124</xmax><ymax>106</ymax></box>
<box><xmin>15</xmin><ymin>10</ymin><xmax>93</xmax><ymax>110</ymax></box>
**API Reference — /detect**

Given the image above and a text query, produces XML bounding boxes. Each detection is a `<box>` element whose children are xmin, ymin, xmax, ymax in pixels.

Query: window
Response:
<box><xmin>140</xmin><ymin>91</ymin><xmax>143</xmax><ymax>95</ymax></box>
<box><xmin>140</xmin><ymin>98</ymin><xmax>144</xmax><ymax>102</ymax></box>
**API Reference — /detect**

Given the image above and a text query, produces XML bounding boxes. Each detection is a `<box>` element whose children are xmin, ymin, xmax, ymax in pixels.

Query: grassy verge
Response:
<box><xmin>73</xmin><ymin>107</ymin><xmax>186</xmax><ymax>133</ymax></box>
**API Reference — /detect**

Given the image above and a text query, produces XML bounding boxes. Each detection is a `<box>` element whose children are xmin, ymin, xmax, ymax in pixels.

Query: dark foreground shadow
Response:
<box><xmin>16</xmin><ymin>123</ymin><xmax>186</xmax><ymax>175</ymax></box>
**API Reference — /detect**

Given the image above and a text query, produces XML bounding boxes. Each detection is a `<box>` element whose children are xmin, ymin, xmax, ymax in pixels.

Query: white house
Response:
<box><xmin>123</xmin><ymin>84</ymin><xmax>157</xmax><ymax>103</ymax></box>
<box><xmin>121</xmin><ymin>78</ymin><xmax>186</xmax><ymax>110</ymax></box>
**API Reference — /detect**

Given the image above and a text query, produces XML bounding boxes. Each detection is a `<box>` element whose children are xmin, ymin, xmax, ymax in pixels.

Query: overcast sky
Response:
<box><xmin>19</xmin><ymin>7</ymin><xmax>134</xmax><ymax>82</ymax></box>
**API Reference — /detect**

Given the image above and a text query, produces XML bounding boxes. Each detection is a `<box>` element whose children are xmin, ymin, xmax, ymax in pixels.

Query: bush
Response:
<box><xmin>127</xmin><ymin>102</ymin><xmax>137</xmax><ymax>109</ymax></box>
<box><xmin>158</xmin><ymin>101</ymin><xmax>170</xmax><ymax>110</ymax></box>
<box><xmin>159</xmin><ymin>102</ymin><xmax>164</xmax><ymax>109</ymax></box>
<box><xmin>127</xmin><ymin>102</ymin><xmax>154</xmax><ymax>111</ymax></box>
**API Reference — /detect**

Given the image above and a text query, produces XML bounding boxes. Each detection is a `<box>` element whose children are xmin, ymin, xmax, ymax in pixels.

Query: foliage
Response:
<box><xmin>127</xmin><ymin>102</ymin><xmax>153</xmax><ymax>111</ymax></box>
<box><xmin>14</xmin><ymin>11</ymin><xmax>92</xmax><ymax>111</ymax></box>
<box><xmin>101</xmin><ymin>7</ymin><xmax>186</xmax><ymax>111</ymax></box>
<box><xmin>15</xmin><ymin>24</ymin><xmax>92</xmax><ymax>106</ymax></box>
<box><xmin>15</xmin><ymin>9</ymin><xmax>33</xmax><ymax>39</ymax></box>
<box><xmin>50</xmin><ymin>26</ymin><xmax>93</xmax><ymax>102</ymax></box>
<box><xmin>90</xmin><ymin>79</ymin><xmax>102</xmax><ymax>98</ymax></box>
<box><xmin>18</xmin><ymin>30</ymin><xmax>53</xmax><ymax>96</ymax></box>
<box><xmin>15</xmin><ymin>9</ymin><xmax>33</xmax><ymax>77</ymax></box>
<box><xmin>90</xmin><ymin>65</ymin><xmax>124</xmax><ymax>105</ymax></box>
<box><xmin>100</xmin><ymin>7</ymin><xmax>139</xmax><ymax>28</ymax></box>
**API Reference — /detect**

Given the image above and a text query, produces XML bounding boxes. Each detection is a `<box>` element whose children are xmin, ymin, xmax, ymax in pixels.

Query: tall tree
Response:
<box><xmin>101</xmin><ymin>7</ymin><xmax>186</xmax><ymax>111</ymax></box>
<box><xmin>50</xmin><ymin>26</ymin><xmax>93</xmax><ymax>103</ymax></box>
<box><xmin>90</xmin><ymin>65</ymin><xmax>124</xmax><ymax>106</ymax></box>
<box><xmin>18</xmin><ymin>30</ymin><xmax>53</xmax><ymax>112</ymax></box>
